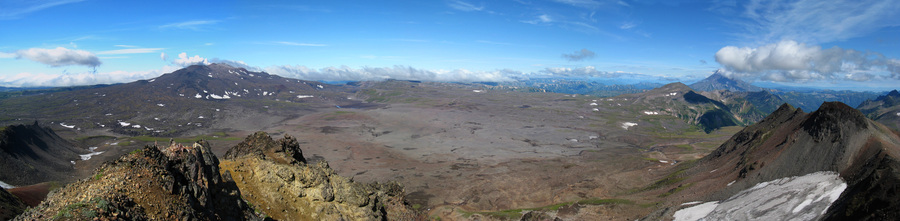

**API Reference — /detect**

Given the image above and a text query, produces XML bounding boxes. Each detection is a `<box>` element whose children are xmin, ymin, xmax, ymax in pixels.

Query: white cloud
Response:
<box><xmin>738</xmin><ymin>0</ymin><xmax>900</xmax><ymax>44</ymax></box>
<box><xmin>97</xmin><ymin>48</ymin><xmax>164</xmax><ymax>55</ymax></box>
<box><xmin>159</xmin><ymin>20</ymin><xmax>220</xmax><ymax>30</ymax></box>
<box><xmin>447</xmin><ymin>0</ymin><xmax>484</xmax><ymax>11</ymax></box>
<box><xmin>562</xmin><ymin>48</ymin><xmax>596</xmax><ymax>61</ymax></box>
<box><xmin>265</xmin><ymin>65</ymin><xmax>515</xmax><ymax>82</ymax></box>
<box><xmin>15</xmin><ymin>47</ymin><xmax>101</xmax><ymax>67</ymax></box>
<box><xmin>275</xmin><ymin>41</ymin><xmax>326</xmax><ymax>47</ymax></box>
<box><xmin>715</xmin><ymin>40</ymin><xmax>898</xmax><ymax>82</ymax></box>
<box><xmin>0</xmin><ymin>66</ymin><xmax>181</xmax><ymax>87</ymax></box>
<box><xmin>172</xmin><ymin>52</ymin><xmax>209</xmax><ymax>67</ymax></box>
<box><xmin>160</xmin><ymin>52</ymin><xmax>168</xmax><ymax>61</ymax></box>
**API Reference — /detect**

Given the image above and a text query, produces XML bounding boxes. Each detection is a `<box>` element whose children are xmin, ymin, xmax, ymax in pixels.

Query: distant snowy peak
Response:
<box><xmin>690</xmin><ymin>71</ymin><xmax>763</xmax><ymax>92</ymax></box>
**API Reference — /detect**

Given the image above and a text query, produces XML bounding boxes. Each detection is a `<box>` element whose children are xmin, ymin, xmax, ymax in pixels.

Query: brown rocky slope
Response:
<box><xmin>642</xmin><ymin>102</ymin><xmax>900</xmax><ymax>220</ymax></box>
<box><xmin>220</xmin><ymin>131</ymin><xmax>417</xmax><ymax>220</ymax></box>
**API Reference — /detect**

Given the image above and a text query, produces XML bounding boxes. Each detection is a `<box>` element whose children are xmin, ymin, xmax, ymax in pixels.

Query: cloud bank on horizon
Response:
<box><xmin>0</xmin><ymin>0</ymin><xmax>898</xmax><ymax>91</ymax></box>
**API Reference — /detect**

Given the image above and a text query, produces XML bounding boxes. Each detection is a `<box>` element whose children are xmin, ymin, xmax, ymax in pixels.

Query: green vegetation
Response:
<box><xmin>636</xmin><ymin>159</ymin><xmax>698</xmax><ymax>193</ymax></box>
<box><xmin>93</xmin><ymin>168</ymin><xmax>105</xmax><ymax>180</ymax></box>
<box><xmin>118</xmin><ymin>141</ymin><xmax>132</xmax><ymax>146</ymax></box>
<box><xmin>461</xmin><ymin>198</ymin><xmax>633</xmax><ymax>220</ymax></box>
<box><xmin>75</xmin><ymin>135</ymin><xmax>116</xmax><ymax>142</ymax></box>
<box><xmin>128</xmin><ymin>149</ymin><xmax>143</xmax><ymax>155</ymax></box>
<box><xmin>659</xmin><ymin>183</ymin><xmax>694</xmax><ymax>197</ymax></box>
<box><xmin>52</xmin><ymin>197</ymin><xmax>110</xmax><ymax>220</ymax></box>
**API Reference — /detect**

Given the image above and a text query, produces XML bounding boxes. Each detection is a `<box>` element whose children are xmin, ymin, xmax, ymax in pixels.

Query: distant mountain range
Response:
<box><xmin>857</xmin><ymin>90</ymin><xmax>900</xmax><ymax>131</ymax></box>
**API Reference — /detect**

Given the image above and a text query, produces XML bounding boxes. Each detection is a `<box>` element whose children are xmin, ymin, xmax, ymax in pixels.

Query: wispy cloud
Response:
<box><xmin>552</xmin><ymin>0</ymin><xmax>602</xmax><ymax>8</ymax></box>
<box><xmin>736</xmin><ymin>0</ymin><xmax>900</xmax><ymax>44</ymax></box>
<box><xmin>274</xmin><ymin>41</ymin><xmax>327</xmax><ymax>47</ymax></box>
<box><xmin>159</xmin><ymin>20</ymin><xmax>220</xmax><ymax>30</ymax></box>
<box><xmin>619</xmin><ymin>21</ymin><xmax>637</xmax><ymax>29</ymax></box>
<box><xmin>97</xmin><ymin>48</ymin><xmax>164</xmax><ymax>55</ymax></box>
<box><xmin>447</xmin><ymin>0</ymin><xmax>485</xmax><ymax>11</ymax></box>
<box><xmin>562</xmin><ymin>49</ymin><xmax>596</xmax><ymax>61</ymax></box>
<box><xmin>15</xmin><ymin>47</ymin><xmax>101</xmax><ymax>67</ymax></box>
<box><xmin>0</xmin><ymin>0</ymin><xmax>84</xmax><ymax>20</ymax></box>
<box><xmin>114</xmin><ymin>45</ymin><xmax>138</xmax><ymax>48</ymax></box>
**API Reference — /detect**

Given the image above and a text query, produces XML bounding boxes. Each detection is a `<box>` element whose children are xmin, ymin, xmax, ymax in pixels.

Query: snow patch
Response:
<box><xmin>643</xmin><ymin>111</ymin><xmax>660</xmax><ymax>115</ymax></box>
<box><xmin>621</xmin><ymin>122</ymin><xmax>637</xmax><ymax>130</ymax></box>
<box><xmin>297</xmin><ymin>95</ymin><xmax>314</xmax><ymax>98</ymax></box>
<box><xmin>592</xmin><ymin>108</ymin><xmax>599</xmax><ymax>112</ymax></box>
<box><xmin>727</xmin><ymin>180</ymin><xmax>735</xmax><ymax>186</ymax></box>
<box><xmin>195</xmin><ymin>93</ymin><xmax>203</xmax><ymax>99</ymax></box>
<box><xmin>131</xmin><ymin>125</ymin><xmax>141</xmax><ymax>128</ymax></box>
<box><xmin>589</xmin><ymin>103</ymin><xmax>598</xmax><ymax>106</ymax></box>
<box><xmin>472</xmin><ymin>90</ymin><xmax>484</xmax><ymax>93</ymax></box>
<box><xmin>0</xmin><ymin>181</ymin><xmax>14</xmax><ymax>189</ymax></box>
<box><xmin>118</xmin><ymin>121</ymin><xmax>131</xmax><ymax>127</ymax></box>
<box><xmin>674</xmin><ymin>201</ymin><xmax>719</xmax><ymax>221</ymax></box>
<box><xmin>896</xmin><ymin>112</ymin><xmax>900</xmax><ymax>116</ymax></box>
<box><xmin>157</xmin><ymin>103</ymin><xmax>165</xmax><ymax>107</ymax></box>
<box><xmin>59</xmin><ymin>122</ymin><xmax>75</xmax><ymax>129</ymax></box>
<box><xmin>675</xmin><ymin>171</ymin><xmax>847</xmax><ymax>221</ymax></box>
<box><xmin>79</xmin><ymin>147</ymin><xmax>104</xmax><ymax>161</ymax></box>
<box><xmin>317</xmin><ymin>85</ymin><xmax>324</xmax><ymax>89</ymax></box>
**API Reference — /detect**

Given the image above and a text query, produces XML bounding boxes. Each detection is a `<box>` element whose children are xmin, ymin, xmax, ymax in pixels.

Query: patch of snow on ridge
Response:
<box><xmin>297</xmin><ymin>95</ymin><xmax>314</xmax><ymax>98</ymax></box>
<box><xmin>674</xmin><ymin>201</ymin><xmax>719</xmax><ymax>221</ymax></box>
<box><xmin>79</xmin><ymin>147</ymin><xmax>104</xmax><ymax>161</ymax></box>
<box><xmin>0</xmin><ymin>180</ymin><xmax>14</xmax><ymax>189</ymax></box>
<box><xmin>59</xmin><ymin>123</ymin><xmax>75</xmax><ymax>129</ymax></box>
<box><xmin>673</xmin><ymin>171</ymin><xmax>847</xmax><ymax>221</ymax></box>
<box><xmin>621</xmin><ymin>122</ymin><xmax>637</xmax><ymax>130</ymax></box>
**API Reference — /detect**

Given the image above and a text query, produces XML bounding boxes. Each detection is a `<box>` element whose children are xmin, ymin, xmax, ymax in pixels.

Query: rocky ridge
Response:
<box><xmin>220</xmin><ymin>131</ymin><xmax>417</xmax><ymax>220</ymax></box>
<box><xmin>15</xmin><ymin>140</ymin><xmax>260</xmax><ymax>220</ymax></box>
<box><xmin>643</xmin><ymin>102</ymin><xmax>900</xmax><ymax>220</ymax></box>
<box><xmin>0</xmin><ymin>121</ymin><xmax>86</xmax><ymax>186</ymax></box>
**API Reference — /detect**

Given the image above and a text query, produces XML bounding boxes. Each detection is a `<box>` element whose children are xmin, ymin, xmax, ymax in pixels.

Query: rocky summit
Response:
<box><xmin>15</xmin><ymin>140</ymin><xmax>260</xmax><ymax>220</ymax></box>
<box><xmin>220</xmin><ymin>131</ymin><xmax>417</xmax><ymax>221</ymax></box>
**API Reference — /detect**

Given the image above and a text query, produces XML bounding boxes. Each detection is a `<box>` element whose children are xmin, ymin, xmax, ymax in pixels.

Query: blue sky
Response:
<box><xmin>1</xmin><ymin>0</ymin><xmax>899</xmax><ymax>91</ymax></box>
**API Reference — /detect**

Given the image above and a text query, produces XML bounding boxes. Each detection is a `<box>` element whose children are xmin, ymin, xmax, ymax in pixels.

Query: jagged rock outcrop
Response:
<box><xmin>15</xmin><ymin>141</ymin><xmax>261</xmax><ymax>220</ymax></box>
<box><xmin>220</xmin><ymin>131</ymin><xmax>417</xmax><ymax>220</ymax></box>
<box><xmin>0</xmin><ymin>121</ymin><xmax>86</xmax><ymax>186</ymax></box>
<box><xmin>0</xmin><ymin>187</ymin><xmax>26</xmax><ymax>220</ymax></box>
<box><xmin>223</xmin><ymin>131</ymin><xmax>306</xmax><ymax>165</ymax></box>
